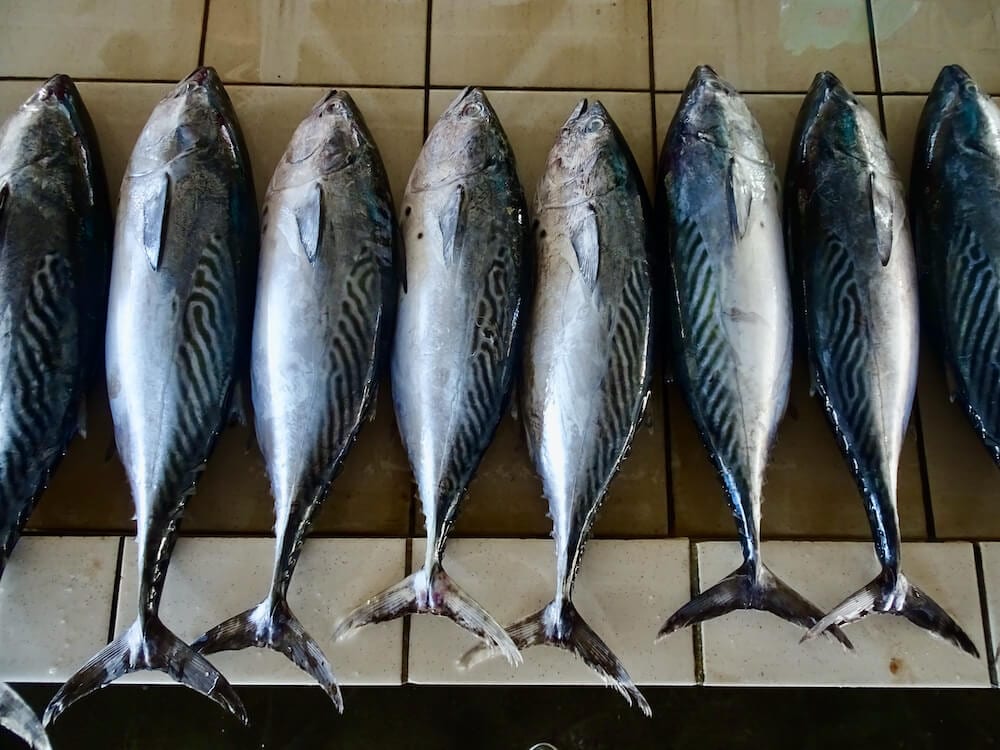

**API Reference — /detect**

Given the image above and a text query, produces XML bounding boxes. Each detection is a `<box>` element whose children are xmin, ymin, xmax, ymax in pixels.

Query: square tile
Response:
<box><xmin>873</xmin><ymin>0</ymin><xmax>1000</xmax><ymax>93</ymax></box>
<box><xmin>112</xmin><ymin>537</ymin><xmax>405</xmax><ymax>685</ymax></box>
<box><xmin>651</xmin><ymin>0</ymin><xmax>876</xmax><ymax>92</ymax></box>
<box><xmin>204</xmin><ymin>0</ymin><xmax>428</xmax><ymax>85</ymax></box>
<box><xmin>977</xmin><ymin>542</ymin><xmax>1000</xmax><ymax>666</ymax></box>
<box><xmin>882</xmin><ymin>95</ymin><xmax>926</xmax><ymax>186</ymax></box>
<box><xmin>0</xmin><ymin>0</ymin><xmax>204</xmax><ymax>80</ymax></box>
<box><xmin>0</xmin><ymin>537</ymin><xmax>120</xmax><ymax>682</ymax></box>
<box><xmin>430</xmin><ymin>0</ymin><xmax>650</xmax><ymax>89</ymax></box>
<box><xmin>696</xmin><ymin>541</ymin><xmax>989</xmax><ymax>686</ymax></box>
<box><xmin>407</xmin><ymin>538</ymin><xmax>695</xmax><ymax>686</ymax></box>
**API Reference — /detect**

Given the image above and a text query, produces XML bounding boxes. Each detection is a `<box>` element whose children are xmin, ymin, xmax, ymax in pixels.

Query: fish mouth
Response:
<box><xmin>174</xmin><ymin>66</ymin><xmax>222</xmax><ymax>96</ymax></box>
<box><xmin>27</xmin><ymin>74</ymin><xmax>75</xmax><ymax>107</ymax></box>
<box><xmin>933</xmin><ymin>64</ymin><xmax>976</xmax><ymax>96</ymax></box>
<box><xmin>692</xmin><ymin>65</ymin><xmax>737</xmax><ymax>96</ymax></box>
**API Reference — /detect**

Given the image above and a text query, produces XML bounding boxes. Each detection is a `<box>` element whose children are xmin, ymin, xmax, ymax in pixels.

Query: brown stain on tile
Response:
<box><xmin>889</xmin><ymin>656</ymin><xmax>902</xmax><ymax>675</ymax></box>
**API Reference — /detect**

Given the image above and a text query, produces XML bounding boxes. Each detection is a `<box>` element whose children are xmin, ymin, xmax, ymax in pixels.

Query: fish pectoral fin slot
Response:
<box><xmin>294</xmin><ymin>182</ymin><xmax>324</xmax><ymax>263</ymax></box>
<box><xmin>0</xmin><ymin>683</ymin><xmax>51</xmax><ymax>750</ymax></box>
<box><xmin>570</xmin><ymin>204</ymin><xmax>601</xmax><ymax>290</ymax></box>
<box><xmin>44</xmin><ymin>616</ymin><xmax>248</xmax><ymax>727</ymax></box>
<box><xmin>193</xmin><ymin>596</ymin><xmax>342</xmax><ymax>712</ymax></box>
<box><xmin>438</xmin><ymin>184</ymin><xmax>466</xmax><ymax>265</ymax></box>
<box><xmin>660</xmin><ymin>561</ymin><xmax>853</xmax><ymax>649</ymax></box>
<box><xmin>867</xmin><ymin>170</ymin><xmax>894</xmax><ymax>267</ymax></box>
<box><xmin>804</xmin><ymin>571</ymin><xmax>980</xmax><ymax>658</ymax></box>
<box><xmin>141</xmin><ymin>171</ymin><xmax>170</xmax><ymax>271</ymax></box>
<box><xmin>727</xmin><ymin>156</ymin><xmax>753</xmax><ymax>239</ymax></box>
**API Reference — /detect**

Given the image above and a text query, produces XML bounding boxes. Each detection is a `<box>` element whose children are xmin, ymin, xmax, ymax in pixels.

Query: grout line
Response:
<box><xmin>688</xmin><ymin>540</ymin><xmax>705</xmax><ymax>684</ymax></box>
<box><xmin>913</xmin><ymin>399</ymin><xmax>938</xmax><ymax>540</ymax></box>
<box><xmin>106</xmin><ymin>536</ymin><xmax>126</xmax><ymax>644</ymax></box>
<box><xmin>973</xmin><ymin>543</ymin><xmax>997</xmax><ymax>686</ymax></box>
<box><xmin>865</xmin><ymin>0</ymin><xmax>888</xmax><ymax>130</ymax></box>
<box><xmin>423</xmin><ymin>0</ymin><xmax>433</xmax><ymax>138</ymax></box>
<box><xmin>401</xmin><ymin>537</ymin><xmax>413</xmax><ymax>685</ymax></box>
<box><xmin>197</xmin><ymin>0</ymin><xmax>211</xmax><ymax>67</ymax></box>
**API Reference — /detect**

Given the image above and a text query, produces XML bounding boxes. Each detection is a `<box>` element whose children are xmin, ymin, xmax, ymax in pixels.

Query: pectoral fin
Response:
<box><xmin>141</xmin><ymin>171</ymin><xmax>170</xmax><ymax>271</ymax></box>
<box><xmin>868</xmin><ymin>171</ymin><xmax>894</xmax><ymax>267</ymax></box>
<box><xmin>294</xmin><ymin>182</ymin><xmax>323</xmax><ymax>264</ymax></box>
<box><xmin>727</xmin><ymin>156</ymin><xmax>753</xmax><ymax>239</ymax></box>
<box><xmin>438</xmin><ymin>184</ymin><xmax>465</xmax><ymax>265</ymax></box>
<box><xmin>570</xmin><ymin>204</ymin><xmax>601</xmax><ymax>290</ymax></box>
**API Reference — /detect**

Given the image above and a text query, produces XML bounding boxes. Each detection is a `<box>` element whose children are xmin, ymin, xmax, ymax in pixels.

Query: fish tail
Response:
<box><xmin>658</xmin><ymin>560</ymin><xmax>853</xmax><ymax>649</ymax></box>
<box><xmin>333</xmin><ymin>565</ymin><xmax>521</xmax><ymax>666</ymax></box>
<box><xmin>460</xmin><ymin>599</ymin><xmax>651</xmax><ymax>717</ymax></box>
<box><xmin>803</xmin><ymin>570</ymin><xmax>980</xmax><ymax>657</ymax></box>
<box><xmin>0</xmin><ymin>683</ymin><xmax>51</xmax><ymax>750</ymax></box>
<box><xmin>191</xmin><ymin>595</ymin><xmax>343</xmax><ymax>712</ymax></box>
<box><xmin>44</xmin><ymin>616</ymin><xmax>247</xmax><ymax>727</ymax></box>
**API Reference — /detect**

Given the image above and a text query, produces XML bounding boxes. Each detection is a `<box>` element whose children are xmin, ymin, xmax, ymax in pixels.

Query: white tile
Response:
<box><xmin>408</xmin><ymin>538</ymin><xmax>695</xmax><ymax>686</ymax></box>
<box><xmin>0</xmin><ymin>536</ymin><xmax>120</xmax><ymax>682</ymax></box>
<box><xmin>113</xmin><ymin>537</ymin><xmax>404</xmax><ymax>685</ymax></box>
<box><xmin>977</xmin><ymin>542</ymin><xmax>1000</xmax><ymax>673</ymax></box>
<box><xmin>696</xmin><ymin>541</ymin><xmax>989</xmax><ymax>687</ymax></box>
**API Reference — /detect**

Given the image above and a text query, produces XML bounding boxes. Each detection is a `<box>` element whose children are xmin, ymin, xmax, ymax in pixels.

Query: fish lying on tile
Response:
<box><xmin>656</xmin><ymin>66</ymin><xmax>849</xmax><ymax>646</ymax></box>
<box><xmin>0</xmin><ymin>73</ymin><xmax>111</xmax><ymax>750</ymax></box>
<box><xmin>462</xmin><ymin>98</ymin><xmax>654</xmax><ymax>714</ymax></box>
<box><xmin>788</xmin><ymin>72</ymin><xmax>978</xmax><ymax>656</ymax></box>
<box><xmin>334</xmin><ymin>88</ymin><xmax>528</xmax><ymax>662</ymax></box>
<box><xmin>911</xmin><ymin>65</ymin><xmax>1000</xmax><ymax>468</ymax></box>
<box><xmin>190</xmin><ymin>90</ymin><xmax>398</xmax><ymax>711</ymax></box>
<box><xmin>46</xmin><ymin>67</ymin><xmax>259</xmax><ymax>725</ymax></box>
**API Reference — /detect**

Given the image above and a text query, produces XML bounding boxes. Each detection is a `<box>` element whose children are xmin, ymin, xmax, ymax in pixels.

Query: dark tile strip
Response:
<box><xmin>400</xmin><ymin>538</ymin><xmax>413</xmax><ymax>685</ymax></box>
<box><xmin>423</xmin><ymin>0</ymin><xmax>434</xmax><ymax>137</ymax></box>
<box><xmin>973</xmin><ymin>543</ymin><xmax>998</xmax><ymax>686</ymax></box>
<box><xmin>688</xmin><ymin>541</ymin><xmax>705</xmax><ymax>684</ymax></box>
<box><xmin>865</xmin><ymin>0</ymin><xmax>888</xmax><ymax>133</ymax></box>
<box><xmin>106</xmin><ymin>536</ymin><xmax>126</xmax><ymax>644</ymax></box>
<box><xmin>197</xmin><ymin>0</ymin><xmax>211</xmax><ymax>68</ymax></box>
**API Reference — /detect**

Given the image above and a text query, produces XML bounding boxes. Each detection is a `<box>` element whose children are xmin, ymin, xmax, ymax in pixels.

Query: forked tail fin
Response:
<box><xmin>191</xmin><ymin>595</ymin><xmax>343</xmax><ymax>712</ymax></box>
<box><xmin>0</xmin><ymin>683</ymin><xmax>51</xmax><ymax>750</ymax></box>
<box><xmin>658</xmin><ymin>560</ymin><xmax>853</xmax><ymax>648</ymax></box>
<box><xmin>460</xmin><ymin>599</ymin><xmax>651</xmax><ymax>717</ymax></box>
<box><xmin>804</xmin><ymin>570</ymin><xmax>980</xmax><ymax>657</ymax></box>
<box><xmin>333</xmin><ymin>565</ymin><xmax>521</xmax><ymax>666</ymax></box>
<box><xmin>43</xmin><ymin>616</ymin><xmax>247</xmax><ymax>726</ymax></box>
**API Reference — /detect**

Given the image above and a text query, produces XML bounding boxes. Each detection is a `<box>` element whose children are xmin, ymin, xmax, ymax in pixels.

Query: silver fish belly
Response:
<box><xmin>334</xmin><ymin>88</ymin><xmax>527</xmax><ymax>662</ymax></box>
<box><xmin>47</xmin><ymin>67</ymin><xmax>259</xmax><ymax>725</ymax></box>
<box><xmin>190</xmin><ymin>91</ymin><xmax>398</xmax><ymax>712</ymax></box>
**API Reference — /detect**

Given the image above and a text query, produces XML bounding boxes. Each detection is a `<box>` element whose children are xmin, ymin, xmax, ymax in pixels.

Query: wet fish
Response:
<box><xmin>656</xmin><ymin>67</ymin><xmax>848</xmax><ymax>644</ymax></box>
<box><xmin>788</xmin><ymin>72</ymin><xmax>978</xmax><ymax>655</ymax></box>
<box><xmin>334</xmin><ymin>88</ymin><xmax>527</xmax><ymax>660</ymax></box>
<box><xmin>911</xmin><ymin>65</ymin><xmax>1000</xmax><ymax>467</ymax></box>
<box><xmin>0</xmin><ymin>73</ymin><xmax>109</xmax><ymax>750</ymax></box>
<box><xmin>190</xmin><ymin>91</ymin><xmax>398</xmax><ymax>709</ymax></box>
<box><xmin>464</xmin><ymin>100</ymin><xmax>653</xmax><ymax>713</ymax></box>
<box><xmin>46</xmin><ymin>67</ymin><xmax>260</xmax><ymax>725</ymax></box>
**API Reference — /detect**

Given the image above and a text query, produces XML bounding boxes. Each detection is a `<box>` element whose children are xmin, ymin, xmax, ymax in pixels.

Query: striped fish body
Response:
<box><xmin>786</xmin><ymin>72</ymin><xmax>916</xmax><ymax>572</ymax></box>
<box><xmin>393</xmin><ymin>88</ymin><xmax>527</xmax><ymax>562</ymax></box>
<box><xmin>661</xmin><ymin>67</ymin><xmax>791</xmax><ymax>560</ymax></box>
<box><xmin>0</xmin><ymin>75</ymin><xmax>110</xmax><ymax>577</ymax></box>
<box><xmin>911</xmin><ymin>65</ymin><xmax>1000</xmax><ymax>466</ymax></box>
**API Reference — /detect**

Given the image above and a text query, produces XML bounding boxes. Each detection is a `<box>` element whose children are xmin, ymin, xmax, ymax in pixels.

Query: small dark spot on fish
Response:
<box><xmin>759</xmin><ymin>221</ymin><xmax>765</xmax><ymax>228</ymax></box>
<box><xmin>417</xmin><ymin>232</ymin><xmax>423</xmax><ymax>239</ymax></box>
<box><xmin>539</xmin><ymin>230</ymin><xmax>547</xmax><ymax>239</ymax></box>
<box><xmin>889</xmin><ymin>657</ymin><xmax>902</xmax><ymax>674</ymax></box>
<box><xmin>404</xmin><ymin>206</ymin><xmax>411</xmax><ymax>216</ymax></box>
<box><xmin>107</xmin><ymin>375</ymin><xmax>121</xmax><ymax>400</ymax></box>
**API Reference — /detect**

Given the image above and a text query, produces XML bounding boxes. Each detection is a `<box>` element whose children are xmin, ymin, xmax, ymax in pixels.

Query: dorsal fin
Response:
<box><xmin>294</xmin><ymin>182</ymin><xmax>324</xmax><ymax>263</ymax></box>
<box><xmin>141</xmin><ymin>171</ymin><xmax>170</xmax><ymax>271</ymax></box>
<box><xmin>867</xmin><ymin>171</ymin><xmax>894</xmax><ymax>267</ymax></box>
<box><xmin>727</xmin><ymin>156</ymin><xmax>753</xmax><ymax>239</ymax></box>
<box><xmin>570</xmin><ymin>204</ymin><xmax>601</xmax><ymax>290</ymax></box>
<box><xmin>438</xmin><ymin>184</ymin><xmax>465</xmax><ymax>265</ymax></box>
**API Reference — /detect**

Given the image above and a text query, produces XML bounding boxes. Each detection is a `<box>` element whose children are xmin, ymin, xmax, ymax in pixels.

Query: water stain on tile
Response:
<box><xmin>779</xmin><ymin>0</ymin><xmax>869</xmax><ymax>55</ymax></box>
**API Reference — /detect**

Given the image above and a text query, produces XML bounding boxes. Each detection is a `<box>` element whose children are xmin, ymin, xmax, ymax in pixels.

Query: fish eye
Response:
<box><xmin>462</xmin><ymin>101</ymin><xmax>486</xmax><ymax>118</ymax></box>
<box><xmin>585</xmin><ymin>116</ymin><xmax>605</xmax><ymax>134</ymax></box>
<box><xmin>964</xmin><ymin>81</ymin><xmax>978</xmax><ymax>94</ymax></box>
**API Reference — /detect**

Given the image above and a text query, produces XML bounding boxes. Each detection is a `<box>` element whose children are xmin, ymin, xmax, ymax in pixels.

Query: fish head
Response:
<box><xmin>924</xmin><ymin>65</ymin><xmax>998</xmax><ymax>149</ymax></box>
<box><xmin>669</xmin><ymin>65</ymin><xmax>770</xmax><ymax>166</ymax></box>
<box><xmin>409</xmin><ymin>87</ymin><xmax>509</xmax><ymax>190</ymax></box>
<box><xmin>272</xmin><ymin>90</ymin><xmax>373</xmax><ymax>189</ymax></box>
<box><xmin>127</xmin><ymin>67</ymin><xmax>231</xmax><ymax>176</ymax></box>
<box><xmin>0</xmin><ymin>74</ymin><xmax>81</xmax><ymax>172</ymax></box>
<box><xmin>536</xmin><ymin>99</ymin><xmax>631</xmax><ymax>206</ymax></box>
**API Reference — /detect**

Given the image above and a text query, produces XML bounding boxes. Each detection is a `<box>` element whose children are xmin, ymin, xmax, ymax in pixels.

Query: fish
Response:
<box><xmin>333</xmin><ymin>88</ymin><xmax>528</xmax><ymax>661</ymax></box>
<box><xmin>911</xmin><ymin>65</ymin><xmax>1000</xmax><ymax>467</ymax></box>
<box><xmin>462</xmin><ymin>99</ymin><xmax>654</xmax><ymax>714</ymax></box>
<box><xmin>45</xmin><ymin>67</ymin><xmax>260</xmax><ymax>725</ymax></box>
<box><xmin>656</xmin><ymin>66</ymin><xmax>849</xmax><ymax>644</ymax></box>
<box><xmin>0</xmin><ymin>74</ymin><xmax>110</xmax><ymax>750</ymax></box>
<box><xmin>788</xmin><ymin>72</ymin><xmax>978</xmax><ymax>655</ymax></box>
<box><xmin>190</xmin><ymin>90</ymin><xmax>398</xmax><ymax>710</ymax></box>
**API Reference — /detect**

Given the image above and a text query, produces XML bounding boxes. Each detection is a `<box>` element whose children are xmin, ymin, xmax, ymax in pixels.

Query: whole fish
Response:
<box><xmin>657</xmin><ymin>67</ymin><xmax>847</xmax><ymax>644</ymax></box>
<box><xmin>788</xmin><ymin>72</ymin><xmax>977</xmax><ymax>655</ymax></box>
<box><xmin>0</xmin><ymin>73</ymin><xmax>109</xmax><ymax>750</ymax></box>
<box><xmin>911</xmin><ymin>65</ymin><xmax>1000</xmax><ymax>467</ymax></box>
<box><xmin>464</xmin><ymin>100</ymin><xmax>654</xmax><ymax>714</ymax></box>
<box><xmin>334</xmin><ymin>88</ymin><xmax>527</xmax><ymax>661</ymax></box>
<box><xmin>191</xmin><ymin>91</ymin><xmax>398</xmax><ymax>710</ymax></box>
<box><xmin>46</xmin><ymin>67</ymin><xmax>259</xmax><ymax>725</ymax></box>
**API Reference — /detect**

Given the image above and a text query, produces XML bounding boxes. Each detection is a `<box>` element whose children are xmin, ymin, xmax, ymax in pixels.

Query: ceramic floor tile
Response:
<box><xmin>651</xmin><ymin>0</ymin><xmax>876</xmax><ymax>92</ymax></box>
<box><xmin>0</xmin><ymin>536</ymin><xmax>119</xmax><ymax>682</ymax></box>
<box><xmin>203</xmin><ymin>0</ymin><xmax>427</xmax><ymax>86</ymax></box>
<box><xmin>112</xmin><ymin>537</ymin><xmax>404</xmax><ymax>685</ymax></box>
<box><xmin>430</xmin><ymin>0</ymin><xmax>650</xmax><ymax>89</ymax></box>
<box><xmin>882</xmin><ymin>95</ymin><xmax>925</xmax><ymax>187</ymax></box>
<box><xmin>0</xmin><ymin>0</ymin><xmax>204</xmax><ymax>80</ymax></box>
<box><xmin>695</xmin><ymin>541</ymin><xmax>989</xmax><ymax>686</ymax></box>
<box><xmin>873</xmin><ymin>0</ymin><xmax>1000</xmax><ymax>93</ymax></box>
<box><xmin>977</xmin><ymin>543</ymin><xmax>1000</xmax><ymax>666</ymax></box>
<box><xmin>407</xmin><ymin>538</ymin><xmax>695</xmax><ymax>687</ymax></box>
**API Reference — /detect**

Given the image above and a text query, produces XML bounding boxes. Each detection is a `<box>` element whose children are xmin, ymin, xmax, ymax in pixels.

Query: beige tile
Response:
<box><xmin>652</xmin><ymin>0</ymin><xmax>876</xmax><ymax>92</ymax></box>
<box><xmin>873</xmin><ymin>0</ymin><xmax>1000</xmax><ymax>93</ymax></box>
<box><xmin>0</xmin><ymin>1</ymin><xmax>204</xmax><ymax>80</ymax></box>
<box><xmin>204</xmin><ymin>0</ymin><xmax>427</xmax><ymax>85</ymax></box>
<box><xmin>430</xmin><ymin>0</ymin><xmax>650</xmax><ymax>89</ymax></box>
<box><xmin>408</xmin><ymin>538</ymin><xmax>695</xmax><ymax>687</ymax></box>
<box><xmin>978</xmin><ymin>543</ymin><xmax>1000</xmax><ymax>665</ymax></box>
<box><xmin>114</xmin><ymin>538</ymin><xmax>405</xmax><ymax>685</ymax></box>
<box><xmin>883</xmin><ymin>95</ymin><xmax>926</xmax><ymax>186</ymax></box>
<box><xmin>696</xmin><ymin>541</ymin><xmax>988</xmax><ymax>686</ymax></box>
<box><xmin>229</xmin><ymin>85</ymin><xmax>425</xmax><ymax>207</ymax></box>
